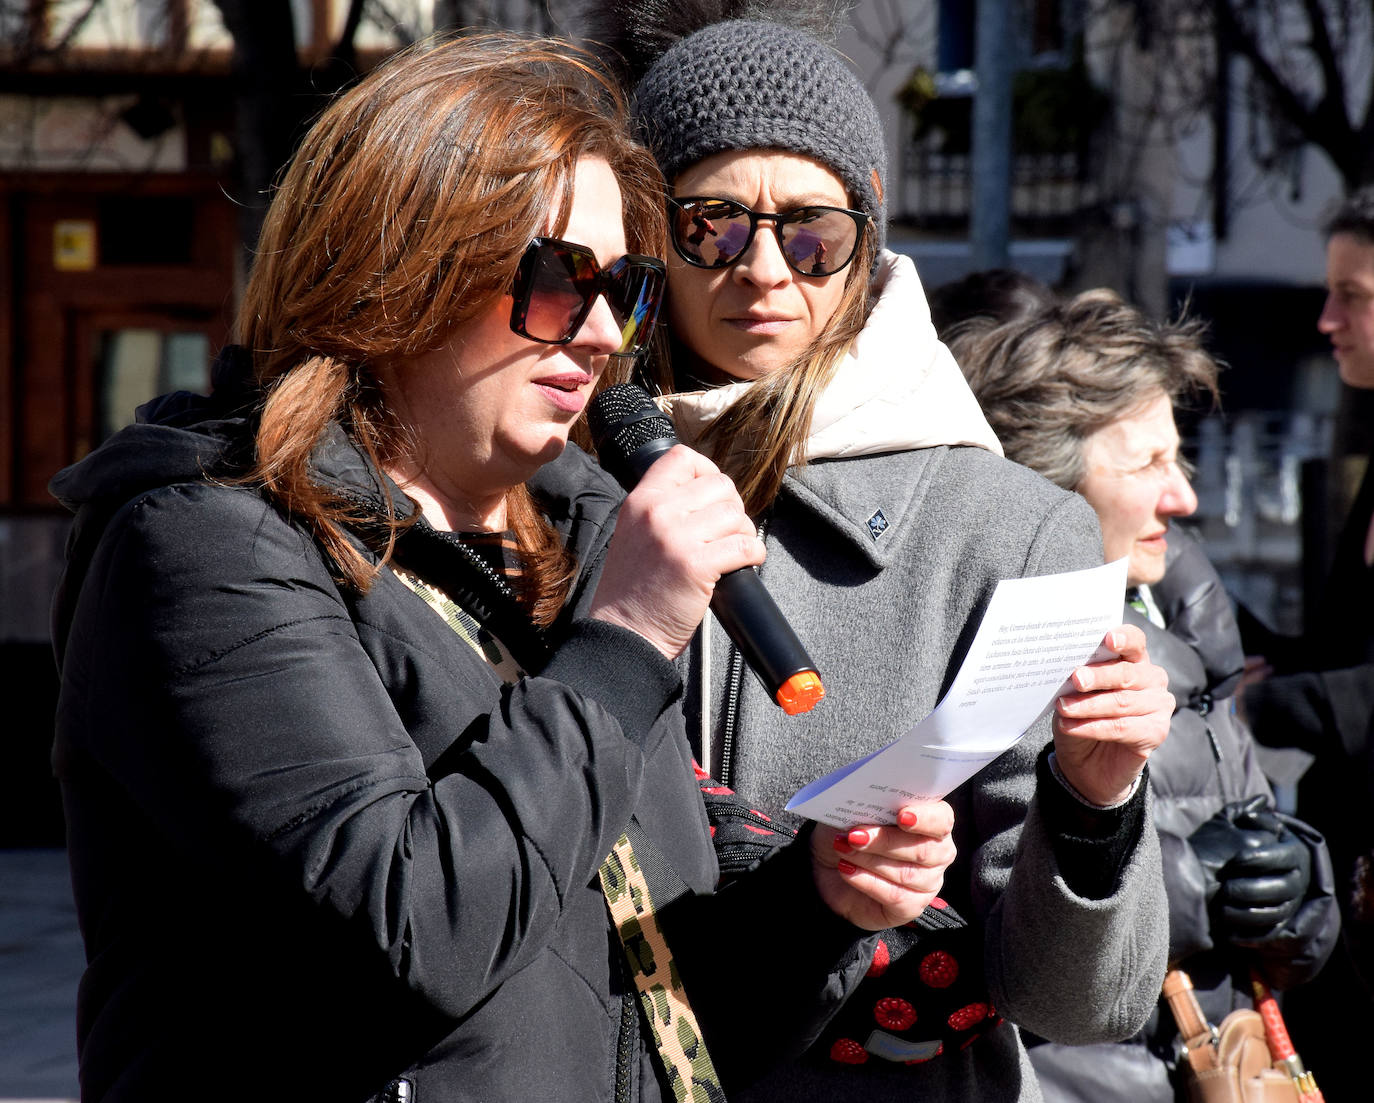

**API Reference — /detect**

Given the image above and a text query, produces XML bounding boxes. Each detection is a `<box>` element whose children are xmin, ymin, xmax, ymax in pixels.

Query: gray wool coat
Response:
<box><xmin>683</xmin><ymin>444</ymin><xmax>1170</xmax><ymax>1103</ymax></box>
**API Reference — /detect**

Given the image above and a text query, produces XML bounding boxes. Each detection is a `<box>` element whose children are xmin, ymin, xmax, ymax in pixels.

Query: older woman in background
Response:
<box><xmin>953</xmin><ymin>288</ymin><xmax>1339</xmax><ymax>1103</ymax></box>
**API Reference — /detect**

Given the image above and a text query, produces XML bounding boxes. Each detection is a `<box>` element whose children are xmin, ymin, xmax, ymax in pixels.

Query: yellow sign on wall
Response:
<box><xmin>54</xmin><ymin>220</ymin><xmax>97</xmax><ymax>271</ymax></box>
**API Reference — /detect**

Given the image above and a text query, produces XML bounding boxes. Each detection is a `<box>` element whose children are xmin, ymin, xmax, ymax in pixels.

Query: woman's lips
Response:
<box><xmin>725</xmin><ymin>315</ymin><xmax>795</xmax><ymax>335</ymax></box>
<box><xmin>534</xmin><ymin>374</ymin><xmax>591</xmax><ymax>413</ymax></box>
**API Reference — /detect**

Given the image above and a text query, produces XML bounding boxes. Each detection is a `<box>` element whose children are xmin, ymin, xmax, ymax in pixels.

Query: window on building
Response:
<box><xmin>97</xmin><ymin>328</ymin><xmax>210</xmax><ymax>440</ymax></box>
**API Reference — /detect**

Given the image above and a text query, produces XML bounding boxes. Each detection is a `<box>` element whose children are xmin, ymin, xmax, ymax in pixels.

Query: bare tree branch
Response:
<box><xmin>42</xmin><ymin>0</ymin><xmax>103</xmax><ymax>57</ymax></box>
<box><xmin>1297</xmin><ymin>0</ymin><xmax>1349</xmax><ymax>118</ymax></box>
<box><xmin>1213</xmin><ymin>0</ymin><xmax>1361</xmax><ymax>186</ymax></box>
<box><xmin>335</xmin><ymin>0</ymin><xmax>368</xmax><ymax>57</ymax></box>
<box><xmin>367</xmin><ymin>0</ymin><xmax>417</xmax><ymax>47</ymax></box>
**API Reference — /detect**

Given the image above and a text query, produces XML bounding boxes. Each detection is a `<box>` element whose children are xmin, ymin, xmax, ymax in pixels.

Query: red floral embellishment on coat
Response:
<box><xmin>919</xmin><ymin>950</ymin><xmax>959</xmax><ymax>988</ymax></box>
<box><xmin>948</xmin><ymin>1002</ymin><xmax>990</xmax><ymax>1031</ymax></box>
<box><xmin>829</xmin><ymin>1038</ymin><xmax>869</xmax><ymax>1064</ymax></box>
<box><xmin>867</xmin><ymin>939</ymin><xmax>890</xmax><ymax>977</ymax></box>
<box><xmin>873</xmin><ymin>996</ymin><xmax>917</xmax><ymax>1032</ymax></box>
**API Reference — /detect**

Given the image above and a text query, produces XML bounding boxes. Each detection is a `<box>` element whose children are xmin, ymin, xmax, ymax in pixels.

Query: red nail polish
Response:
<box><xmin>837</xmin><ymin>859</ymin><xmax>858</xmax><ymax>876</ymax></box>
<box><xmin>898</xmin><ymin>809</ymin><xmax>918</xmax><ymax>829</ymax></box>
<box><xmin>833</xmin><ymin>834</ymin><xmax>853</xmax><ymax>854</ymax></box>
<box><xmin>847</xmin><ymin>828</ymin><xmax>871</xmax><ymax>847</ymax></box>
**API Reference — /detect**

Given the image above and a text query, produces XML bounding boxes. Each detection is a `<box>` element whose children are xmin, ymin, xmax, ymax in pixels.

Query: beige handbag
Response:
<box><xmin>1162</xmin><ymin>970</ymin><xmax>1321</xmax><ymax>1103</ymax></box>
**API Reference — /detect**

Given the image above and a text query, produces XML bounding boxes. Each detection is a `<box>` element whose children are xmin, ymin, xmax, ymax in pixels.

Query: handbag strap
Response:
<box><xmin>599</xmin><ymin>830</ymin><xmax>725</xmax><ymax>1102</ymax></box>
<box><xmin>395</xmin><ymin>568</ymin><xmax>724</xmax><ymax>1099</ymax></box>
<box><xmin>1250</xmin><ymin>970</ymin><xmax>1325</xmax><ymax>1103</ymax></box>
<box><xmin>1162</xmin><ymin>969</ymin><xmax>1220</xmax><ymax>1074</ymax></box>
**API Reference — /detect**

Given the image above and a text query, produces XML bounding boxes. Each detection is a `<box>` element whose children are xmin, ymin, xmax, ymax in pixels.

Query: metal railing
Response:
<box><xmin>896</xmin><ymin>147</ymin><xmax>1101</xmax><ymax>233</ymax></box>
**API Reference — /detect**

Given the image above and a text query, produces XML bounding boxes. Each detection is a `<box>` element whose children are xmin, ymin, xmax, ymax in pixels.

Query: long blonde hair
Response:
<box><xmin>236</xmin><ymin>33</ymin><xmax>666</xmax><ymax>623</ymax></box>
<box><xmin>643</xmin><ymin>230</ymin><xmax>876</xmax><ymax>517</ymax></box>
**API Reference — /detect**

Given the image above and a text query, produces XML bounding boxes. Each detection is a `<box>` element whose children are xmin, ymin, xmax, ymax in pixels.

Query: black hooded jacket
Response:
<box><xmin>48</xmin><ymin>360</ymin><xmax>870</xmax><ymax>1103</ymax></box>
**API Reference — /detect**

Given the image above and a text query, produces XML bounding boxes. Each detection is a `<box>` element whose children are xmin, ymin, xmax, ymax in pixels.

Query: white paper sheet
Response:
<box><xmin>785</xmin><ymin>558</ymin><xmax>1128</xmax><ymax>828</ymax></box>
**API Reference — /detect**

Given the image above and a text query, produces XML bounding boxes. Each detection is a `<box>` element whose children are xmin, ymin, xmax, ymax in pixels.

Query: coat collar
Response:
<box><xmin>661</xmin><ymin>249</ymin><xmax>1001</xmax><ymax>572</ymax></box>
<box><xmin>1124</xmin><ymin>603</ymin><xmax>1208</xmax><ymax>708</ymax></box>
<box><xmin>660</xmin><ymin>250</ymin><xmax>1003</xmax><ymax>467</ymax></box>
<box><xmin>781</xmin><ymin>446</ymin><xmax>946</xmax><ymax>569</ymax></box>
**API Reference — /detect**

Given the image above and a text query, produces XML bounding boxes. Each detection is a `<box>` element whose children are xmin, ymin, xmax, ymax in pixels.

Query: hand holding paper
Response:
<box><xmin>810</xmin><ymin>799</ymin><xmax>957</xmax><ymax>930</ymax></box>
<box><xmin>1051</xmin><ymin>621</ymin><xmax>1173</xmax><ymax>806</ymax></box>
<box><xmin>787</xmin><ymin>559</ymin><xmax>1170</xmax><ymax>828</ymax></box>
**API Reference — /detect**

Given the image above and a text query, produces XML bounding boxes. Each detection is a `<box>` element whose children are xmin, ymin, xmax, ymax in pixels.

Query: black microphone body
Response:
<box><xmin>588</xmin><ymin>383</ymin><xmax>823</xmax><ymax>714</ymax></box>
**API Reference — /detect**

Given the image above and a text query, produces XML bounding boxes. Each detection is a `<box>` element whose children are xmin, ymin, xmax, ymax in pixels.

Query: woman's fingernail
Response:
<box><xmin>1109</xmin><ymin>630</ymin><xmax>1124</xmax><ymax>651</ymax></box>
<box><xmin>837</xmin><ymin>859</ymin><xmax>858</xmax><ymax>876</ymax></box>
<box><xmin>847</xmin><ymin>828</ymin><xmax>872</xmax><ymax>847</ymax></box>
<box><xmin>833</xmin><ymin>834</ymin><xmax>852</xmax><ymax>854</ymax></box>
<box><xmin>898</xmin><ymin>809</ymin><xmax>918</xmax><ymax>829</ymax></box>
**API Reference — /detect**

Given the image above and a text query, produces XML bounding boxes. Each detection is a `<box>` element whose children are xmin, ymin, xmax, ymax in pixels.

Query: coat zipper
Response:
<box><xmin>719</xmin><ymin>646</ymin><xmax>746</xmax><ymax>788</ymax></box>
<box><xmin>334</xmin><ymin>487</ymin><xmax>520</xmax><ymax>606</ymax></box>
<box><xmin>718</xmin><ymin>517</ymin><xmax>769</xmax><ymax>789</ymax></box>
<box><xmin>614</xmin><ymin>957</ymin><xmax>636</xmax><ymax>1103</ymax></box>
<box><xmin>1198</xmin><ymin>692</ymin><xmax>1226</xmax><ymax>785</ymax></box>
<box><xmin>335</xmin><ymin>486</ymin><xmax>553</xmax><ymax>666</ymax></box>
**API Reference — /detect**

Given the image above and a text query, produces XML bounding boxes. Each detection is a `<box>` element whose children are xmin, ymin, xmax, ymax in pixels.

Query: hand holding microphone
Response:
<box><xmin>588</xmin><ymin>383</ymin><xmax>825</xmax><ymax>714</ymax></box>
<box><xmin>588</xmin><ymin>443</ymin><xmax>764</xmax><ymax>661</ymax></box>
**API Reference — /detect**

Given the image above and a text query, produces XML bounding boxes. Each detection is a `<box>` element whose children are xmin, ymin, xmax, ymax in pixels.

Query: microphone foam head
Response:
<box><xmin>587</xmin><ymin>383</ymin><xmax>679</xmax><ymax>488</ymax></box>
<box><xmin>588</xmin><ymin>382</ymin><xmax>657</xmax><ymax>440</ymax></box>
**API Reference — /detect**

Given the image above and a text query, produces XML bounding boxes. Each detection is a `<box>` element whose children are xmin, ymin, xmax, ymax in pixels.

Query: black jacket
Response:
<box><xmin>49</xmin><ymin>372</ymin><xmax>870</xmax><ymax>1103</ymax></box>
<box><xmin>1242</xmin><ymin>457</ymin><xmax>1374</xmax><ymax>886</ymax></box>
<box><xmin>1237</xmin><ymin>459</ymin><xmax>1374</xmax><ymax>1092</ymax></box>
<box><xmin>1030</xmin><ymin>528</ymin><xmax>1339</xmax><ymax>1103</ymax></box>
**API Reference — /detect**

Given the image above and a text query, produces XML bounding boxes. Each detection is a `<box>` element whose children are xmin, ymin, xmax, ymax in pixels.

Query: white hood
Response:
<box><xmin>659</xmin><ymin>250</ymin><xmax>1003</xmax><ymax>461</ymax></box>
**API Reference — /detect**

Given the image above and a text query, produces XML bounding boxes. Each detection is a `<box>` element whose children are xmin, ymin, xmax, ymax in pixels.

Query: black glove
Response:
<box><xmin>1188</xmin><ymin>795</ymin><xmax>1312</xmax><ymax>942</ymax></box>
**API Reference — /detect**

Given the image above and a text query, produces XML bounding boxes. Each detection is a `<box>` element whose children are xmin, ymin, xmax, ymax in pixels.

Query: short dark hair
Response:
<box><xmin>928</xmin><ymin>268</ymin><xmax>1057</xmax><ymax>337</ymax></box>
<box><xmin>1324</xmin><ymin>187</ymin><xmax>1374</xmax><ymax>245</ymax></box>
<box><xmin>930</xmin><ymin>268</ymin><xmax>1060</xmax><ymax>379</ymax></box>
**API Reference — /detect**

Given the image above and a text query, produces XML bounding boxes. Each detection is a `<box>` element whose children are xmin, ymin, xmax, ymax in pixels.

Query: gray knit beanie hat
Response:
<box><xmin>626</xmin><ymin>17</ymin><xmax>888</xmax><ymax>255</ymax></box>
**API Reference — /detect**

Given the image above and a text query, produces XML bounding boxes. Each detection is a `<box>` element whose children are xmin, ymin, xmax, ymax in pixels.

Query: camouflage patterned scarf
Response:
<box><xmin>395</xmin><ymin>564</ymin><xmax>724</xmax><ymax>1101</ymax></box>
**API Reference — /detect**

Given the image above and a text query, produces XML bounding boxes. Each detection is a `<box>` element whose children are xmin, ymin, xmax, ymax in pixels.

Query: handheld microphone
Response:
<box><xmin>588</xmin><ymin>383</ymin><xmax>824</xmax><ymax>715</ymax></box>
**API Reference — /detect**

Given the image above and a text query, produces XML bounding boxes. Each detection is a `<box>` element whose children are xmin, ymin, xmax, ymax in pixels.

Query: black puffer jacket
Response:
<box><xmin>49</xmin><ymin>366</ymin><xmax>872</xmax><ymax>1103</ymax></box>
<box><xmin>1029</xmin><ymin>527</ymin><xmax>1340</xmax><ymax>1103</ymax></box>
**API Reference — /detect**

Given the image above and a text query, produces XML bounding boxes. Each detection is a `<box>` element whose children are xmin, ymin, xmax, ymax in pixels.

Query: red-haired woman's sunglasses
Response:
<box><xmin>510</xmin><ymin>237</ymin><xmax>666</xmax><ymax>356</ymax></box>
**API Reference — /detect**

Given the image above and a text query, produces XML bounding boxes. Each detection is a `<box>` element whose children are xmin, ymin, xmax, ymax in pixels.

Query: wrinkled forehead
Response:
<box><xmin>1083</xmin><ymin>392</ymin><xmax>1180</xmax><ymax>465</ymax></box>
<box><xmin>672</xmin><ymin>148</ymin><xmax>850</xmax><ymax>207</ymax></box>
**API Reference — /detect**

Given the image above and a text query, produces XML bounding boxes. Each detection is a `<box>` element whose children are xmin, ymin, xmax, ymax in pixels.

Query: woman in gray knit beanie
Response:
<box><xmin>591</xmin><ymin>3</ymin><xmax>1174</xmax><ymax>1102</ymax></box>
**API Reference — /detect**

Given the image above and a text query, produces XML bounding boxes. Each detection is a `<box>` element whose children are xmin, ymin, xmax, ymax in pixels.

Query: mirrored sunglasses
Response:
<box><xmin>668</xmin><ymin>197</ymin><xmax>870</xmax><ymax>277</ymax></box>
<box><xmin>509</xmin><ymin>237</ymin><xmax>666</xmax><ymax>356</ymax></box>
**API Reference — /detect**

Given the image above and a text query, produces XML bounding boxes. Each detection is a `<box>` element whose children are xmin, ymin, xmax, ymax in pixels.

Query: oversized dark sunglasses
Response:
<box><xmin>509</xmin><ymin>237</ymin><xmax>666</xmax><ymax>356</ymax></box>
<box><xmin>668</xmin><ymin>196</ymin><xmax>870</xmax><ymax>277</ymax></box>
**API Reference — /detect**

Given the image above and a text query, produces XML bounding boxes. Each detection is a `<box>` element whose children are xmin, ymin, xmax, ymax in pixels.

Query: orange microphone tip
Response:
<box><xmin>776</xmin><ymin>671</ymin><xmax>825</xmax><ymax>715</ymax></box>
